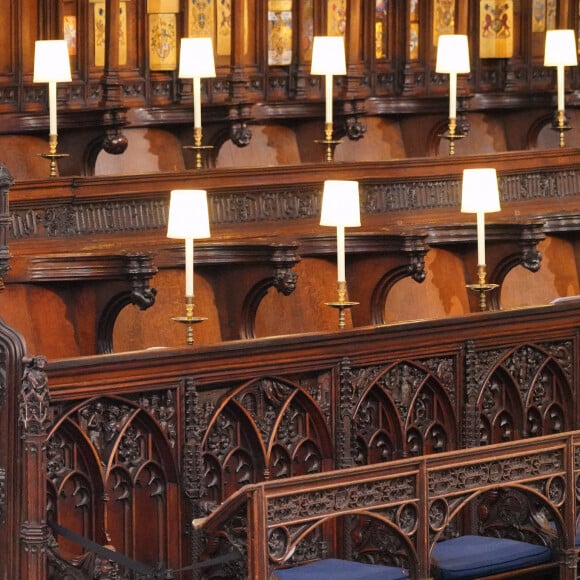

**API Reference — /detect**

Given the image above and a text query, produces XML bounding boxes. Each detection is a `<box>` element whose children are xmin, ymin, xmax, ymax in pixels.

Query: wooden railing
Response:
<box><xmin>195</xmin><ymin>430</ymin><xmax>580</xmax><ymax>579</ymax></box>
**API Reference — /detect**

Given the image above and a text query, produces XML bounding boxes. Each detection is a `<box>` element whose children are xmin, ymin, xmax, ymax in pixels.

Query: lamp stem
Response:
<box><xmin>449</xmin><ymin>72</ymin><xmax>457</xmax><ymax>120</ymax></box>
<box><xmin>325</xmin><ymin>74</ymin><xmax>333</xmax><ymax>125</ymax></box>
<box><xmin>185</xmin><ymin>238</ymin><xmax>194</xmax><ymax>297</ymax></box>
<box><xmin>557</xmin><ymin>65</ymin><xmax>565</xmax><ymax>112</ymax></box>
<box><xmin>336</xmin><ymin>225</ymin><xmax>346</xmax><ymax>282</ymax></box>
<box><xmin>193</xmin><ymin>77</ymin><xmax>202</xmax><ymax>129</ymax></box>
<box><xmin>476</xmin><ymin>212</ymin><xmax>486</xmax><ymax>266</ymax></box>
<box><xmin>48</xmin><ymin>80</ymin><xmax>58</xmax><ymax>136</ymax></box>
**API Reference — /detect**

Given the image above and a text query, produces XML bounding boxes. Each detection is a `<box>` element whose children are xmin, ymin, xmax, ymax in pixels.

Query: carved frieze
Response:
<box><xmin>267</xmin><ymin>475</ymin><xmax>417</xmax><ymax>524</ymax></box>
<box><xmin>428</xmin><ymin>449</ymin><xmax>563</xmax><ymax>498</ymax></box>
<box><xmin>11</xmin><ymin>200</ymin><xmax>168</xmax><ymax>239</ymax></box>
<box><xmin>8</xmin><ymin>167</ymin><xmax>580</xmax><ymax>239</ymax></box>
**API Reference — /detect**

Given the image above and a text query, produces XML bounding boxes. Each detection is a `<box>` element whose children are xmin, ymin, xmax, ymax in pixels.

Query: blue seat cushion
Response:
<box><xmin>431</xmin><ymin>535</ymin><xmax>552</xmax><ymax>580</ymax></box>
<box><xmin>274</xmin><ymin>558</ymin><xmax>408</xmax><ymax>579</ymax></box>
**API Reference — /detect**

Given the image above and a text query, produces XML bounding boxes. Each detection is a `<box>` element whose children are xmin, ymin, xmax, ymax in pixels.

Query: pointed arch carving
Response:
<box><xmin>343</xmin><ymin>359</ymin><xmax>456</xmax><ymax>464</ymax></box>
<box><xmin>201</xmin><ymin>376</ymin><xmax>333</xmax><ymax>508</ymax></box>
<box><xmin>46</xmin><ymin>393</ymin><xmax>180</xmax><ymax>573</ymax></box>
<box><xmin>469</xmin><ymin>342</ymin><xmax>573</xmax><ymax>446</ymax></box>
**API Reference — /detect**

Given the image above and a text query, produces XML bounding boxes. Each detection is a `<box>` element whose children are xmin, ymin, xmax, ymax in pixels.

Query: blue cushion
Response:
<box><xmin>274</xmin><ymin>558</ymin><xmax>408</xmax><ymax>579</ymax></box>
<box><xmin>431</xmin><ymin>535</ymin><xmax>552</xmax><ymax>580</ymax></box>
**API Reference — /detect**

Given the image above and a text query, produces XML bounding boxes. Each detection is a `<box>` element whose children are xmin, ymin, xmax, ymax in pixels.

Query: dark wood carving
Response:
<box><xmin>197</xmin><ymin>432</ymin><xmax>578</xmax><ymax>578</ymax></box>
<box><xmin>23</xmin><ymin>300</ymin><xmax>579</xmax><ymax>579</ymax></box>
<box><xmin>0</xmin><ymin>165</ymin><xmax>13</xmax><ymax>290</ymax></box>
<box><xmin>47</xmin><ymin>390</ymin><xmax>181</xmax><ymax>576</ymax></box>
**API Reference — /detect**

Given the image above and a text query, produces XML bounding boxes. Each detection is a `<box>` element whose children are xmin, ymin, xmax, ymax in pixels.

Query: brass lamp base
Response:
<box><xmin>438</xmin><ymin>118</ymin><xmax>465</xmax><ymax>156</ymax></box>
<box><xmin>325</xmin><ymin>281</ymin><xmax>358</xmax><ymax>329</ymax></box>
<box><xmin>314</xmin><ymin>122</ymin><xmax>341</xmax><ymax>162</ymax></box>
<box><xmin>172</xmin><ymin>296</ymin><xmax>207</xmax><ymax>345</ymax></box>
<box><xmin>183</xmin><ymin>127</ymin><xmax>214</xmax><ymax>168</ymax></box>
<box><xmin>39</xmin><ymin>134</ymin><xmax>69</xmax><ymax>177</ymax></box>
<box><xmin>466</xmin><ymin>265</ymin><xmax>498</xmax><ymax>311</ymax></box>
<box><xmin>551</xmin><ymin>110</ymin><xmax>572</xmax><ymax>148</ymax></box>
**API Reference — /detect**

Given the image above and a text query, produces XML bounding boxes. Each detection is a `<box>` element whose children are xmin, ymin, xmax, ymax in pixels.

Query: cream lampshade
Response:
<box><xmin>461</xmin><ymin>168</ymin><xmax>500</xmax><ymax>267</ymax></box>
<box><xmin>33</xmin><ymin>40</ymin><xmax>72</xmax><ymax>137</ymax></box>
<box><xmin>544</xmin><ymin>29</ymin><xmax>577</xmax><ymax>113</ymax></box>
<box><xmin>436</xmin><ymin>34</ymin><xmax>470</xmax><ymax>120</ymax></box>
<box><xmin>311</xmin><ymin>36</ymin><xmax>346</xmax><ymax>126</ymax></box>
<box><xmin>167</xmin><ymin>189</ymin><xmax>211</xmax><ymax>298</ymax></box>
<box><xmin>320</xmin><ymin>180</ymin><xmax>360</xmax><ymax>283</ymax></box>
<box><xmin>179</xmin><ymin>38</ymin><xmax>216</xmax><ymax>130</ymax></box>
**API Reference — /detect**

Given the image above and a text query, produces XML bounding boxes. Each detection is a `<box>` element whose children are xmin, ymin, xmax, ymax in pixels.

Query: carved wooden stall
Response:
<box><xmin>22</xmin><ymin>299</ymin><xmax>580</xmax><ymax>579</ymax></box>
<box><xmin>0</xmin><ymin>143</ymin><xmax>578</xmax><ymax>578</ymax></box>
<box><xmin>1</xmin><ymin>147</ymin><xmax>579</xmax><ymax>358</ymax></box>
<box><xmin>1</xmin><ymin>1</ymin><xmax>580</xmax><ymax>177</ymax></box>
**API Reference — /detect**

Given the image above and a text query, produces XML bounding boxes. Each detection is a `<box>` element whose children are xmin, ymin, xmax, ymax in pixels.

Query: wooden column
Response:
<box><xmin>18</xmin><ymin>356</ymin><xmax>50</xmax><ymax>580</ymax></box>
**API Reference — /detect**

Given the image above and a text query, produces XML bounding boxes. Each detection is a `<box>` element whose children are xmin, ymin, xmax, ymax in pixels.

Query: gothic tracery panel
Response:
<box><xmin>47</xmin><ymin>394</ymin><xmax>180</xmax><ymax>571</ymax></box>
<box><xmin>201</xmin><ymin>376</ymin><xmax>333</xmax><ymax>508</ymax></box>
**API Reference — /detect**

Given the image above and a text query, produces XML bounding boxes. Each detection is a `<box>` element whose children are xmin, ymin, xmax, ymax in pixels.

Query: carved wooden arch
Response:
<box><xmin>429</xmin><ymin>484</ymin><xmax>566</xmax><ymax>552</ymax></box>
<box><xmin>239</xmin><ymin>269</ymin><xmax>297</xmax><ymax>339</ymax></box>
<box><xmin>96</xmin><ymin>254</ymin><xmax>158</xmax><ymax>354</ymax></box>
<box><xmin>269</xmin><ymin>509</ymin><xmax>418</xmax><ymax>577</ymax></box>
<box><xmin>426</xmin><ymin>118</ymin><xmax>454</xmax><ymax>157</ymax></box>
<box><xmin>477</xmin><ymin>365</ymin><xmax>525</xmax><ymax>445</ymax></box>
<box><xmin>370</xmin><ymin>260</ymin><xmax>426</xmax><ymax>325</ymax></box>
<box><xmin>523</xmin><ymin>356</ymin><xmax>571</xmax><ymax>437</ymax></box>
<box><xmin>477</xmin><ymin>343</ymin><xmax>573</xmax><ymax>445</ymax></box>
<box><xmin>351</xmin><ymin>382</ymin><xmax>405</xmax><ymax>464</ymax></box>
<box><xmin>353</xmin><ymin>360</ymin><xmax>456</xmax><ymax>461</ymax></box>
<box><xmin>526</xmin><ymin>112</ymin><xmax>557</xmax><ymax>150</ymax></box>
<box><xmin>487</xmin><ymin>223</ymin><xmax>544</xmax><ymax>311</ymax></box>
<box><xmin>201</xmin><ymin>376</ymin><xmax>333</xmax><ymax>501</ymax></box>
<box><xmin>45</xmin><ymin>394</ymin><xmax>180</xmax><ymax>572</ymax></box>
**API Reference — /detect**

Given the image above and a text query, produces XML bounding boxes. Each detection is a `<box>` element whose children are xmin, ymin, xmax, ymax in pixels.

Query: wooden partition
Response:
<box><xmin>1</xmin><ymin>300</ymin><xmax>569</xmax><ymax>579</ymax></box>
<box><xmin>1</xmin><ymin>147</ymin><xmax>580</xmax><ymax>577</ymax></box>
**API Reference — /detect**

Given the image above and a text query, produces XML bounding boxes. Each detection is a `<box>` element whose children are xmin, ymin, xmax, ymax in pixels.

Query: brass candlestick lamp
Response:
<box><xmin>179</xmin><ymin>37</ymin><xmax>216</xmax><ymax>168</ymax></box>
<box><xmin>544</xmin><ymin>29</ymin><xmax>577</xmax><ymax>148</ymax></box>
<box><xmin>320</xmin><ymin>180</ymin><xmax>360</xmax><ymax>329</ymax></box>
<box><xmin>436</xmin><ymin>34</ymin><xmax>470</xmax><ymax>156</ymax></box>
<box><xmin>311</xmin><ymin>36</ymin><xmax>346</xmax><ymax>162</ymax></box>
<box><xmin>33</xmin><ymin>40</ymin><xmax>72</xmax><ymax>177</ymax></box>
<box><xmin>167</xmin><ymin>189</ymin><xmax>211</xmax><ymax>345</ymax></box>
<box><xmin>461</xmin><ymin>168</ymin><xmax>501</xmax><ymax>311</ymax></box>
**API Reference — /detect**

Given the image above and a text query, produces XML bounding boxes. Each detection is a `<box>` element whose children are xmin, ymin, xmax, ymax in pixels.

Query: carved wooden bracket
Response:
<box><xmin>301</xmin><ymin>232</ymin><xmax>429</xmax><ymax>327</ymax></box>
<box><xmin>23</xmin><ymin>252</ymin><xmax>157</xmax><ymax>354</ymax></box>
<box><xmin>428</xmin><ymin>221</ymin><xmax>545</xmax><ymax>312</ymax></box>
<box><xmin>165</xmin><ymin>240</ymin><xmax>300</xmax><ymax>341</ymax></box>
<box><xmin>97</xmin><ymin>253</ymin><xmax>158</xmax><ymax>353</ymax></box>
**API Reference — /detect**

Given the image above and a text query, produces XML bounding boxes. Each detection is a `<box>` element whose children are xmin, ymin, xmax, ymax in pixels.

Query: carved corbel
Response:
<box><xmin>342</xmin><ymin>100</ymin><xmax>367</xmax><ymax>141</ymax></box>
<box><xmin>239</xmin><ymin>253</ymin><xmax>299</xmax><ymax>340</ymax></box>
<box><xmin>228</xmin><ymin>105</ymin><xmax>253</xmax><ymax>148</ymax></box>
<box><xmin>97</xmin><ymin>253</ymin><xmax>158</xmax><ymax>354</ymax></box>
<box><xmin>272</xmin><ymin>266</ymin><xmax>298</xmax><ymax>296</ymax></box>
